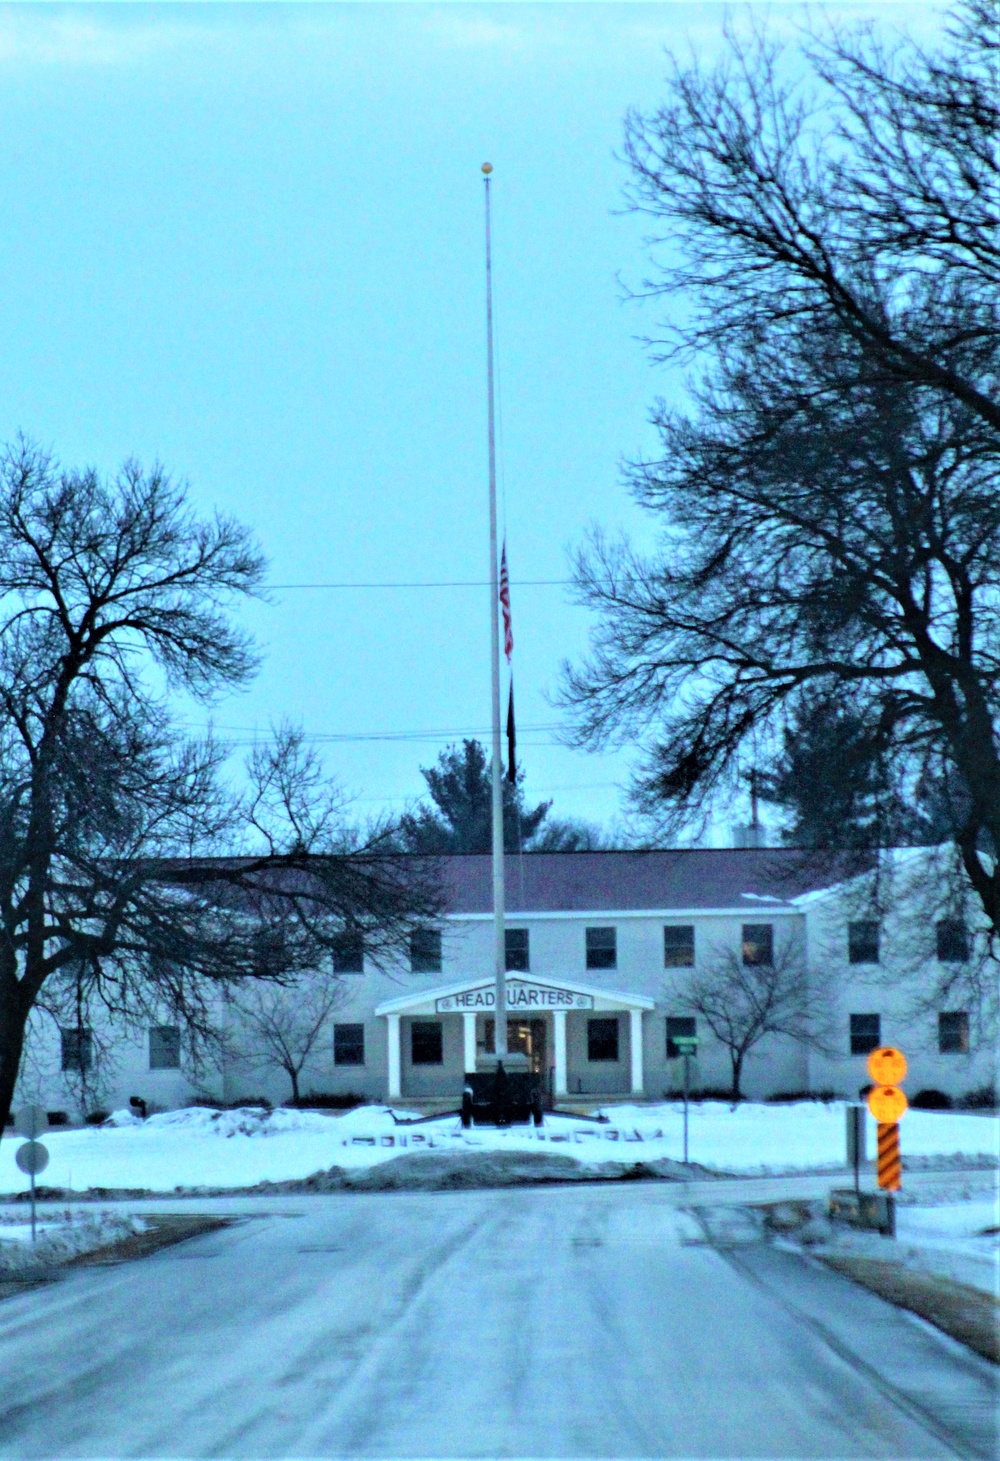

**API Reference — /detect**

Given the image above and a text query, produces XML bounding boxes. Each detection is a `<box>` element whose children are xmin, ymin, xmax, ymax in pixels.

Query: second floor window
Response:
<box><xmin>850</xmin><ymin>1012</ymin><xmax>881</xmax><ymax>1055</ymax></box>
<box><xmin>410</xmin><ymin>927</ymin><xmax>442</xmax><ymax>974</ymax></box>
<box><xmin>332</xmin><ymin>931</ymin><xmax>364</xmax><ymax>974</ymax></box>
<box><xmin>586</xmin><ymin>927</ymin><xmax>616</xmax><ymax>969</ymax></box>
<box><xmin>742</xmin><ymin>923</ymin><xmax>773</xmax><ymax>967</ymax></box>
<box><xmin>505</xmin><ymin>928</ymin><xmax>530</xmax><ymax>972</ymax></box>
<box><xmin>664</xmin><ymin>925</ymin><xmax>695</xmax><ymax>968</ymax></box>
<box><xmin>848</xmin><ymin>921</ymin><xmax>880</xmax><ymax>964</ymax></box>
<box><xmin>936</xmin><ymin>919</ymin><xmax>969</xmax><ymax>963</ymax></box>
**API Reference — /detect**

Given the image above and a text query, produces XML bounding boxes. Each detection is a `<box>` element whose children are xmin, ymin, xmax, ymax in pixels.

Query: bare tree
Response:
<box><xmin>673</xmin><ymin>935</ymin><xmax>828</xmax><ymax>1102</ymax></box>
<box><xmin>0</xmin><ymin>440</ymin><xmax>443</xmax><ymax>1132</ymax></box>
<box><xmin>561</xmin><ymin>1</ymin><xmax>1000</xmax><ymax>940</ymax></box>
<box><xmin>224</xmin><ymin>976</ymin><xmax>346</xmax><ymax>1106</ymax></box>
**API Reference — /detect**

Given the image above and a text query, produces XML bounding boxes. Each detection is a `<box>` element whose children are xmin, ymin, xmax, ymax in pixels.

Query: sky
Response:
<box><xmin>0</xmin><ymin>1</ymin><xmax>942</xmax><ymax>842</ymax></box>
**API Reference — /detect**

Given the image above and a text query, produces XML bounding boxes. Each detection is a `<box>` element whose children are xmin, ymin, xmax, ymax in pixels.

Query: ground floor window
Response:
<box><xmin>411</xmin><ymin>1020</ymin><xmax>443</xmax><ymax>1065</ymax></box>
<box><xmin>334</xmin><ymin>1023</ymin><xmax>365</xmax><ymax>1066</ymax></box>
<box><xmin>666</xmin><ymin>1016</ymin><xmax>697</xmax><ymax>1058</ymax></box>
<box><xmin>61</xmin><ymin>1027</ymin><xmax>93</xmax><ymax>1072</ymax></box>
<box><xmin>938</xmin><ymin>1011</ymin><xmax>969</xmax><ymax>1053</ymax></box>
<box><xmin>587</xmin><ymin>1017</ymin><xmax>619</xmax><ymax>1062</ymax></box>
<box><xmin>849</xmin><ymin>1012</ymin><xmax>881</xmax><ymax>1054</ymax></box>
<box><xmin>149</xmin><ymin>1026</ymin><xmax>181</xmax><ymax>1069</ymax></box>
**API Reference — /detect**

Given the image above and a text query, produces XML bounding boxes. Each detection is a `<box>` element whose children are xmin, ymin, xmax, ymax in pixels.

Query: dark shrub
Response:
<box><xmin>910</xmin><ymin>1088</ymin><xmax>953</xmax><ymax>1110</ymax></box>
<box><xmin>288</xmin><ymin>1093</ymin><xmax>368</xmax><ymax>1110</ymax></box>
<box><xmin>765</xmin><ymin>1090</ymin><xmax>842</xmax><ymax>1103</ymax></box>
<box><xmin>958</xmin><ymin>1084</ymin><xmax>998</xmax><ymax>1111</ymax></box>
<box><xmin>47</xmin><ymin>1111</ymin><xmax>69</xmax><ymax>1125</ymax></box>
<box><xmin>662</xmin><ymin>1087</ymin><xmax>745</xmax><ymax>1103</ymax></box>
<box><xmin>84</xmin><ymin>1110</ymin><xmax>110</xmax><ymax>1125</ymax></box>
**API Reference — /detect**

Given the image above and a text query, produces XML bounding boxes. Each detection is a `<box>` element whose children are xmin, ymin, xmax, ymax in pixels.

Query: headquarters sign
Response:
<box><xmin>436</xmin><ymin>982</ymin><xmax>593</xmax><ymax>1013</ymax></box>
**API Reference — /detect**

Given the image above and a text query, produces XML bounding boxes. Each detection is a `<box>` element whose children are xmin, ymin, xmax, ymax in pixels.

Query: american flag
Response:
<box><xmin>499</xmin><ymin>541</ymin><xmax>513</xmax><ymax>662</ymax></box>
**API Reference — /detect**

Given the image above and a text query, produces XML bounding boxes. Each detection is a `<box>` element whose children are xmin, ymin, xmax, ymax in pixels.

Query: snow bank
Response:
<box><xmin>0</xmin><ymin>1100</ymin><xmax>994</xmax><ymax>1195</ymax></box>
<box><xmin>0</xmin><ymin>1210</ymin><xmax>148</xmax><ymax>1276</ymax></box>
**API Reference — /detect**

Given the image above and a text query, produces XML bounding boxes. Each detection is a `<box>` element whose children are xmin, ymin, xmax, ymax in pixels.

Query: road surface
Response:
<box><xmin>0</xmin><ymin>1181</ymin><xmax>995</xmax><ymax>1458</ymax></box>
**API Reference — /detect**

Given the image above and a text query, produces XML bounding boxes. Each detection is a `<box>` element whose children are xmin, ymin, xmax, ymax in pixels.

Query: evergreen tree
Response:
<box><xmin>398</xmin><ymin>740</ymin><xmax>552</xmax><ymax>853</ymax></box>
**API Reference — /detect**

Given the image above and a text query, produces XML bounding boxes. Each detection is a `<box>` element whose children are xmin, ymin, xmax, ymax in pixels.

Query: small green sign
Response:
<box><xmin>672</xmin><ymin>1036</ymin><xmax>698</xmax><ymax>1054</ymax></box>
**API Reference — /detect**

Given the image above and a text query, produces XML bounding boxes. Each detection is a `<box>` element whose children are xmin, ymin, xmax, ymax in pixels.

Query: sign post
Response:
<box><xmin>865</xmin><ymin>1048</ymin><xmax>907</xmax><ymax>1233</ymax></box>
<box><xmin>14</xmin><ymin>1107</ymin><xmax>50</xmax><ymax>1242</ymax></box>
<box><xmin>673</xmin><ymin>1034</ymin><xmax>699</xmax><ymax>1164</ymax></box>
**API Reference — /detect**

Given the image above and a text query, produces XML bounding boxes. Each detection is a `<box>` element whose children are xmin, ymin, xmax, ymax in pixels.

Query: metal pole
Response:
<box><xmin>483</xmin><ymin>162</ymin><xmax>506</xmax><ymax>1060</ymax></box>
<box><xmin>853</xmin><ymin>1106</ymin><xmax>861</xmax><ymax>1196</ymax></box>
<box><xmin>683</xmin><ymin>1051</ymin><xmax>690</xmax><ymax>1164</ymax></box>
<box><xmin>30</xmin><ymin>1164</ymin><xmax>36</xmax><ymax>1242</ymax></box>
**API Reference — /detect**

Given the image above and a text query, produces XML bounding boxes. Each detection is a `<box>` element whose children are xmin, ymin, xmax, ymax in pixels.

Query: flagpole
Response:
<box><xmin>482</xmin><ymin>161</ymin><xmax>507</xmax><ymax>1061</ymax></box>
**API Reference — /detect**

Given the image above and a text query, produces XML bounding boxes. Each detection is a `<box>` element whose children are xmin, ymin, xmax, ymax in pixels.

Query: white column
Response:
<box><xmin>463</xmin><ymin>1012</ymin><xmax>477</xmax><ymax>1074</ymax></box>
<box><xmin>553</xmin><ymin>1008</ymin><xmax>568</xmax><ymax>1097</ymax></box>
<box><xmin>629</xmin><ymin>1008</ymin><xmax>644</xmax><ymax>1096</ymax></box>
<box><xmin>387</xmin><ymin>1015</ymin><xmax>401</xmax><ymax>1100</ymax></box>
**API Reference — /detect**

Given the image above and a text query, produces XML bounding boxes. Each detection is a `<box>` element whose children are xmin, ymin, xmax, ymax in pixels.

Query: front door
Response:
<box><xmin>483</xmin><ymin>1017</ymin><xmax>547</xmax><ymax>1075</ymax></box>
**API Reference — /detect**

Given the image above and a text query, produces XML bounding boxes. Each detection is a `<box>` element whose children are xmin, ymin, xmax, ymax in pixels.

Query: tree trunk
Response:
<box><xmin>730</xmin><ymin>1050</ymin><xmax>745</xmax><ymax>1103</ymax></box>
<box><xmin>0</xmin><ymin>982</ymin><xmax>28</xmax><ymax>1136</ymax></box>
<box><xmin>289</xmin><ymin>1068</ymin><xmax>300</xmax><ymax>1107</ymax></box>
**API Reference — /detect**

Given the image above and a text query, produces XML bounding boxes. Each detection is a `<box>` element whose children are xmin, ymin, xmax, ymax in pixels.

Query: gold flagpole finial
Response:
<box><xmin>481</xmin><ymin>162</ymin><xmax>493</xmax><ymax>174</ymax></box>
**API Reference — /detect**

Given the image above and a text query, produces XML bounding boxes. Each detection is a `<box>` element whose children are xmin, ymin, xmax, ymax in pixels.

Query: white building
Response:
<box><xmin>16</xmin><ymin>849</ymin><xmax>997</xmax><ymax>1119</ymax></box>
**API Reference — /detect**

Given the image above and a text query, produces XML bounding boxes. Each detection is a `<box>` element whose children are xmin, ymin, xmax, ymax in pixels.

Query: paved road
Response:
<box><xmin>0</xmin><ymin>1182</ymin><xmax>995</xmax><ymax>1458</ymax></box>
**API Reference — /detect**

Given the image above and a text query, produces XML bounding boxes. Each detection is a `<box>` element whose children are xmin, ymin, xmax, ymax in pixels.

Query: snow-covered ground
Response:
<box><xmin>0</xmin><ymin>1099</ymin><xmax>995</xmax><ymax>1195</ymax></box>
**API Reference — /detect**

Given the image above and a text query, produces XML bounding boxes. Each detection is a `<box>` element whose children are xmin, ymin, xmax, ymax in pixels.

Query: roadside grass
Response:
<box><xmin>818</xmin><ymin>1253</ymin><xmax>999</xmax><ymax>1365</ymax></box>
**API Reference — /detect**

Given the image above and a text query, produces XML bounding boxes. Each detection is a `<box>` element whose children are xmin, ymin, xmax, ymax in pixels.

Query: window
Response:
<box><xmin>334</xmin><ymin>1023</ymin><xmax>365</xmax><ymax>1066</ymax></box>
<box><xmin>149</xmin><ymin>1026</ymin><xmax>181</xmax><ymax>1070</ymax></box>
<box><xmin>666</xmin><ymin>1016</ymin><xmax>697</xmax><ymax>1059</ymax></box>
<box><xmin>332</xmin><ymin>931</ymin><xmax>364</xmax><ymax>974</ymax></box>
<box><xmin>848</xmin><ymin>921</ymin><xmax>880</xmax><ymax>965</ymax></box>
<box><xmin>505</xmin><ymin>928</ymin><xmax>530</xmax><ymax>972</ymax></box>
<box><xmin>664</xmin><ymin>925</ymin><xmax>695</xmax><ymax>968</ymax></box>
<box><xmin>936</xmin><ymin>919</ymin><xmax>970</xmax><ymax>963</ymax></box>
<box><xmin>409</xmin><ymin>927</ymin><xmax>442</xmax><ymax>974</ymax></box>
<box><xmin>587</xmin><ymin>1017</ymin><xmax>619</xmax><ymax>1062</ymax></box>
<box><xmin>585</xmin><ymin>927</ymin><xmax>616</xmax><ymax>969</ymax></box>
<box><xmin>939</xmin><ymin>1011</ymin><xmax>970</xmax><ymax>1054</ymax></box>
<box><xmin>742</xmin><ymin>923</ymin><xmax>774</xmax><ymax>966</ymax></box>
<box><xmin>60</xmin><ymin>1027</ymin><xmax>93</xmax><ymax>1073</ymax></box>
<box><xmin>850</xmin><ymin>1013</ymin><xmax>881</xmax><ymax>1055</ymax></box>
<box><xmin>411</xmin><ymin>1021</ymin><xmax>443</xmax><ymax>1065</ymax></box>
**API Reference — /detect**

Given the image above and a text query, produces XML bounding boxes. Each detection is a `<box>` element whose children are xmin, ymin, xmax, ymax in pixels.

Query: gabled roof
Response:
<box><xmin>375</xmin><ymin>972</ymin><xmax>655</xmax><ymax>1016</ymax></box>
<box><xmin>437</xmin><ymin>848</ymin><xmax>869</xmax><ymax>915</ymax></box>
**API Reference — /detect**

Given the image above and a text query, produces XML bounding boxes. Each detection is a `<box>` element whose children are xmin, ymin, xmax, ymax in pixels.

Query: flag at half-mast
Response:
<box><xmin>499</xmin><ymin>541</ymin><xmax>516</xmax><ymax>782</ymax></box>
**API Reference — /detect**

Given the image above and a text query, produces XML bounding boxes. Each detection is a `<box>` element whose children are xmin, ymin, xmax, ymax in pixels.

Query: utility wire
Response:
<box><xmin>267</xmin><ymin>579</ymin><xmax>570</xmax><ymax>589</ymax></box>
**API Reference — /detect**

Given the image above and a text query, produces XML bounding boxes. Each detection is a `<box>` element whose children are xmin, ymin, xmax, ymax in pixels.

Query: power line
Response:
<box><xmin>267</xmin><ymin>579</ymin><xmax>570</xmax><ymax>590</ymax></box>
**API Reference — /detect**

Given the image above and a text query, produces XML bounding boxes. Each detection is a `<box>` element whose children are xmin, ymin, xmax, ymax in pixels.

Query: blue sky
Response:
<box><xmin>0</xmin><ymin>2</ymin><xmax>939</xmax><ymax>839</ymax></box>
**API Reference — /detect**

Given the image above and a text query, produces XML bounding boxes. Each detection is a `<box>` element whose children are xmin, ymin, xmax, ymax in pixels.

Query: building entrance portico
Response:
<box><xmin>375</xmin><ymin>975</ymin><xmax>654</xmax><ymax>1102</ymax></box>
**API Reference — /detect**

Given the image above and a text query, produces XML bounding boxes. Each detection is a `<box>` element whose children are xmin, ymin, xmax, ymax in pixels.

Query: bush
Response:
<box><xmin>910</xmin><ymin>1088</ymin><xmax>953</xmax><ymax>1110</ymax></box>
<box><xmin>46</xmin><ymin>1111</ymin><xmax>69</xmax><ymax>1126</ymax></box>
<box><xmin>288</xmin><ymin>1093</ymin><xmax>368</xmax><ymax>1110</ymax></box>
<box><xmin>958</xmin><ymin>1084</ymin><xmax>998</xmax><ymax>1111</ymax></box>
<box><xmin>765</xmin><ymin>1090</ymin><xmax>842</xmax><ymax>1103</ymax></box>
<box><xmin>662</xmin><ymin>1087</ymin><xmax>744</xmax><ymax>1103</ymax></box>
<box><xmin>84</xmin><ymin>1110</ymin><xmax>110</xmax><ymax>1125</ymax></box>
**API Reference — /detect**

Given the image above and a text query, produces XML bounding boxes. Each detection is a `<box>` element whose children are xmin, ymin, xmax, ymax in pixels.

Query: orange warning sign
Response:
<box><xmin>867</xmin><ymin>1085</ymin><xmax>908</xmax><ymax>1123</ymax></box>
<box><xmin>867</xmin><ymin>1047</ymin><xmax>907</xmax><ymax>1085</ymax></box>
<box><xmin>877</xmin><ymin>1122</ymin><xmax>902</xmax><ymax>1191</ymax></box>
